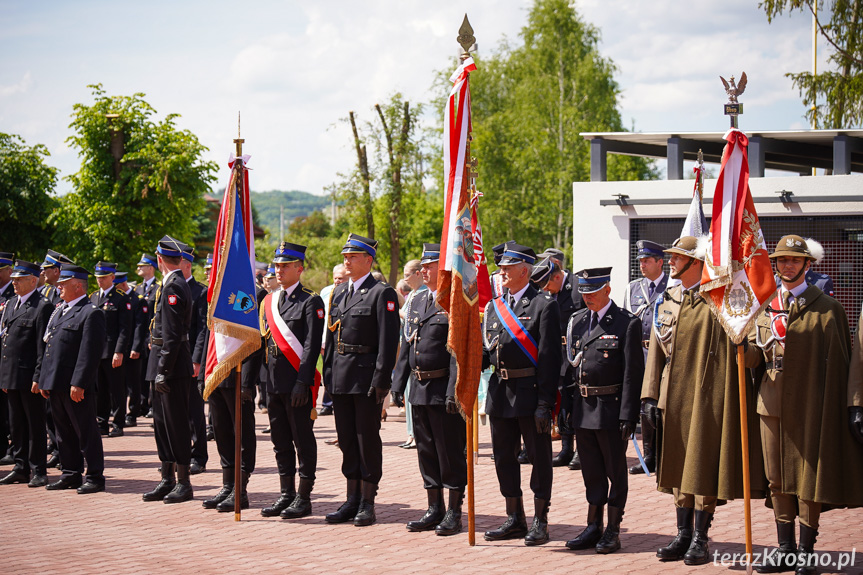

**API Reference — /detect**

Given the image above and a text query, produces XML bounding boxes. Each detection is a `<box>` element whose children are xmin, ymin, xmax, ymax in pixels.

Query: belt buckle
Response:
<box><xmin>580</xmin><ymin>385</ymin><xmax>589</xmax><ymax>397</ymax></box>
<box><xmin>774</xmin><ymin>356</ymin><xmax>783</xmax><ymax>371</ymax></box>
<box><xmin>499</xmin><ymin>368</ymin><xmax>508</xmax><ymax>380</ymax></box>
<box><xmin>414</xmin><ymin>370</ymin><xmax>423</xmax><ymax>381</ymax></box>
<box><xmin>337</xmin><ymin>342</ymin><xmax>345</xmax><ymax>355</ymax></box>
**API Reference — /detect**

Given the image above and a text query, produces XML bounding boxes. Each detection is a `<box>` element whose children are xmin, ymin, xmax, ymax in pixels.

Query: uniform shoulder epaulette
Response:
<box><xmin>89</xmin><ymin>290</ymin><xmax>98</xmax><ymax>298</ymax></box>
<box><xmin>302</xmin><ymin>286</ymin><xmax>318</xmax><ymax>296</ymax></box>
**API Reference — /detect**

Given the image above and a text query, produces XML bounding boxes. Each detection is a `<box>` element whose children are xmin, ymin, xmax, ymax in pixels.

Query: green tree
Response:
<box><xmin>761</xmin><ymin>0</ymin><xmax>863</xmax><ymax>128</ymax></box>
<box><xmin>0</xmin><ymin>133</ymin><xmax>59</xmax><ymax>261</ymax></box>
<box><xmin>54</xmin><ymin>84</ymin><xmax>217</xmax><ymax>272</ymax></box>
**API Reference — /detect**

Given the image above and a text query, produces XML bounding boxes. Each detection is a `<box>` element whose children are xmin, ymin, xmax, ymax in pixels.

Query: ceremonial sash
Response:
<box><xmin>768</xmin><ymin>293</ymin><xmax>788</xmax><ymax>346</ymax></box>
<box><xmin>491</xmin><ymin>297</ymin><xmax>538</xmax><ymax>367</ymax></box>
<box><xmin>264</xmin><ymin>292</ymin><xmax>321</xmax><ymax>386</ymax></box>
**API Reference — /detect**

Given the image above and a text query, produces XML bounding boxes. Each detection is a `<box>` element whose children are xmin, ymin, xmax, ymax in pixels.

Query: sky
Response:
<box><xmin>1</xmin><ymin>0</ymin><xmax>825</xmax><ymax>196</ymax></box>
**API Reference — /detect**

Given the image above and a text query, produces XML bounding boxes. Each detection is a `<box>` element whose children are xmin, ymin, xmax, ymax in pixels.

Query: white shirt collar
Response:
<box><xmin>281</xmin><ymin>281</ymin><xmax>299</xmax><ymax>299</ymax></box>
<box><xmin>592</xmin><ymin>299</ymin><xmax>614</xmax><ymax>322</ymax></box>
<box><xmin>782</xmin><ymin>281</ymin><xmax>808</xmax><ymax>301</ymax></box>
<box><xmin>648</xmin><ymin>272</ymin><xmax>665</xmax><ymax>286</ymax></box>
<box><xmin>349</xmin><ymin>272</ymin><xmax>371</xmax><ymax>292</ymax></box>
<box><xmin>66</xmin><ymin>294</ymin><xmax>87</xmax><ymax>309</ymax></box>
<box><xmin>16</xmin><ymin>289</ymin><xmax>37</xmax><ymax>306</ymax></box>
<box><xmin>509</xmin><ymin>283</ymin><xmax>530</xmax><ymax>304</ymax></box>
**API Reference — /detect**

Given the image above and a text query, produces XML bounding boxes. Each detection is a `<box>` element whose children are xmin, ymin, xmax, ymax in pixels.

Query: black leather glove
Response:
<box><xmin>391</xmin><ymin>391</ymin><xmax>405</xmax><ymax>407</ymax></box>
<box><xmin>445</xmin><ymin>396</ymin><xmax>459</xmax><ymax>414</ymax></box>
<box><xmin>240</xmin><ymin>387</ymin><xmax>254</xmax><ymax>403</ymax></box>
<box><xmin>368</xmin><ymin>386</ymin><xmax>389</xmax><ymax>404</ymax></box>
<box><xmin>154</xmin><ymin>374</ymin><xmax>170</xmax><ymax>394</ymax></box>
<box><xmin>643</xmin><ymin>398</ymin><xmax>659</xmax><ymax>429</ymax></box>
<box><xmin>850</xmin><ymin>407</ymin><xmax>863</xmax><ymax>445</ymax></box>
<box><xmin>619</xmin><ymin>420</ymin><xmax>636</xmax><ymax>440</ymax></box>
<box><xmin>557</xmin><ymin>406</ymin><xmax>572</xmax><ymax>435</ymax></box>
<box><xmin>534</xmin><ymin>403</ymin><xmax>553</xmax><ymax>435</ymax></box>
<box><xmin>197</xmin><ymin>381</ymin><xmax>205</xmax><ymax>398</ymax></box>
<box><xmin>291</xmin><ymin>385</ymin><xmax>309</xmax><ymax>408</ymax></box>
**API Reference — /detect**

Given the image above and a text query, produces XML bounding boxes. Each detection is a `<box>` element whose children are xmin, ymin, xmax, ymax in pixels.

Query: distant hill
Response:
<box><xmin>251</xmin><ymin>190</ymin><xmax>330</xmax><ymax>237</ymax></box>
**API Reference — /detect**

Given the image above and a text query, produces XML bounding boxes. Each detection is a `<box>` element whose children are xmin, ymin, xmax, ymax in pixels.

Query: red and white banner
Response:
<box><xmin>700</xmin><ymin>129</ymin><xmax>775</xmax><ymax>343</ymax></box>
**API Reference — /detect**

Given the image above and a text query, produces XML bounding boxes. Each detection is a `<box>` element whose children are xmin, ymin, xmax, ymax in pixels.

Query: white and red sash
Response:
<box><xmin>264</xmin><ymin>291</ymin><xmax>321</xmax><ymax>387</ymax></box>
<box><xmin>768</xmin><ymin>293</ymin><xmax>788</xmax><ymax>348</ymax></box>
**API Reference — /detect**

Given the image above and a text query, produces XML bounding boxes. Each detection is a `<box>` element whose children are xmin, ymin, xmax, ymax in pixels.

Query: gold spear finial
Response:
<box><xmin>234</xmin><ymin>111</ymin><xmax>244</xmax><ymax>157</ymax></box>
<box><xmin>457</xmin><ymin>14</ymin><xmax>475</xmax><ymax>58</ymax></box>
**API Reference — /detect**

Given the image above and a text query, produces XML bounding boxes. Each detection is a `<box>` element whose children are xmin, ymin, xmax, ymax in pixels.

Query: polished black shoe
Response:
<box><xmin>46</xmin><ymin>454</ymin><xmax>61</xmax><ymax>468</ymax></box>
<box><xmin>566</xmin><ymin>504</ymin><xmax>604</xmax><ymax>550</ymax></box>
<box><xmin>683</xmin><ymin>510</ymin><xmax>713</xmax><ymax>566</ymax></box>
<box><xmin>407</xmin><ymin>488</ymin><xmax>445</xmax><ymax>532</ymax></box>
<box><xmin>28</xmin><ymin>474</ymin><xmax>49</xmax><ymax>488</ymax></box>
<box><xmin>262</xmin><ymin>474</ymin><xmax>296</xmax><ymax>517</ymax></box>
<box><xmin>435</xmin><ymin>490</ymin><xmax>464</xmax><ymax>536</ymax></box>
<box><xmin>484</xmin><ymin>497</ymin><xmax>528</xmax><ymax>541</ymax></box>
<box><xmin>552</xmin><ymin>436</ymin><xmax>574</xmax><ymax>467</ymax></box>
<box><xmin>143</xmin><ymin>463</ymin><xmax>176</xmax><ymax>501</ymax></box>
<box><xmin>629</xmin><ymin>456</ymin><xmax>655</xmax><ymax>475</ymax></box>
<box><xmin>0</xmin><ymin>454</ymin><xmax>15</xmax><ymax>466</ymax></box>
<box><xmin>125</xmin><ymin>417</ymin><xmax>137</xmax><ymax>428</ymax></box>
<box><xmin>77</xmin><ymin>481</ymin><xmax>105</xmax><ymax>494</ymax></box>
<box><xmin>46</xmin><ymin>476</ymin><xmax>83</xmax><ymax>490</ymax></box>
<box><xmin>568</xmin><ymin>450</ymin><xmax>581</xmax><ymax>470</ymax></box>
<box><xmin>318</xmin><ymin>405</ymin><xmax>333</xmax><ymax>416</ymax></box>
<box><xmin>203</xmin><ymin>468</ymin><xmax>234</xmax><ymax>509</ymax></box>
<box><xmin>595</xmin><ymin>506</ymin><xmax>623</xmax><ymax>554</ymax></box>
<box><xmin>217</xmin><ymin>488</ymin><xmax>250</xmax><ymax>512</ymax></box>
<box><xmin>795</xmin><ymin>524</ymin><xmax>818</xmax><ymax>575</ymax></box>
<box><xmin>262</xmin><ymin>426</ymin><xmax>271</xmax><ymax>434</ymax></box>
<box><xmin>206</xmin><ymin>427</ymin><xmax>215</xmax><ymax>441</ymax></box>
<box><xmin>144</xmin><ymin>408</ymin><xmax>154</xmax><ymax>418</ymax></box>
<box><xmin>326</xmin><ymin>479</ymin><xmax>361</xmax><ymax>524</ymax></box>
<box><xmin>657</xmin><ymin>506</ymin><xmax>694</xmax><ymax>561</ymax></box>
<box><xmin>164</xmin><ymin>464</ymin><xmax>193</xmax><ymax>504</ymax></box>
<box><xmin>517</xmin><ymin>449</ymin><xmax>530</xmax><ymax>464</ymax></box>
<box><xmin>0</xmin><ymin>469</ymin><xmax>30</xmax><ymax>484</ymax></box>
<box><xmin>755</xmin><ymin>521</ymin><xmax>797</xmax><ymax>573</ymax></box>
<box><xmin>353</xmin><ymin>481</ymin><xmax>377</xmax><ymax>527</ymax></box>
<box><xmin>108</xmin><ymin>426</ymin><xmax>124</xmax><ymax>438</ymax></box>
<box><xmin>189</xmin><ymin>461</ymin><xmax>206</xmax><ymax>475</ymax></box>
<box><xmin>524</xmin><ymin>498</ymin><xmax>550</xmax><ymax>546</ymax></box>
<box><xmin>281</xmin><ymin>478</ymin><xmax>313</xmax><ymax>519</ymax></box>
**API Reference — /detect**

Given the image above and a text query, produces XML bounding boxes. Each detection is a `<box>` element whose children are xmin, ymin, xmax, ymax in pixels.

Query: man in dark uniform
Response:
<box><xmin>323</xmin><ymin>233</ymin><xmax>400</xmax><ymax>527</ymax></box>
<box><xmin>259</xmin><ymin>242</ymin><xmax>324</xmax><ymax>519</ymax></box>
<box><xmin>392</xmin><ymin>243</ymin><xmax>466</xmax><ymax>536</ymax></box>
<box><xmin>482</xmin><ymin>243</ymin><xmax>561</xmax><ymax>546</ymax></box>
<box><xmin>181</xmin><ymin>245</ymin><xmax>208</xmax><ymax>474</ymax></box>
<box><xmin>38</xmin><ymin>264</ymin><xmax>107</xmax><ymax>493</ymax></box>
<box><xmin>142</xmin><ymin>237</ymin><xmax>195</xmax><ymax>504</ymax></box>
<box><xmin>622</xmin><ymin>240</ymin><xmax>668</xmax><ymax>475</ymax></box>
<box><xmin>39</xmin><ymin>250</ymin><xmax>72</xmax><ymax>306</ymax></box>
<box><xmin>135</xmin><ymin>253</ymin><xmax>160</xmax><ymax>419</ymax></box>
<box><xmin>0</xmin><ymin>252</ymin><xmax>15</xmax><ymax>465</ymax></box>
<box><xmin>0</xmin><ymin>261</ymin><xmax>53</xmax><ymax>486</ymax></box>
<box><xmin>91</xmin><ymin>262</ymin><xmax>132</xmax><ymax>438</ymax></box>
<box><xmin>563</xmin><ymin>268</ymin><xmax>643</xmax><ymax>554</ymax></box>
<box><xmin>114</xmin><ymin>272</ymin><xmax>147</xmax><ymax>428</ymax></box>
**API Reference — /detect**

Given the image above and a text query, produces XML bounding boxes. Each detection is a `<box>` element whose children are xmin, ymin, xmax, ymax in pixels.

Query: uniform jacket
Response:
<box><xmin>323</xmin><ymin>275</ymin><xmax>400</xmax><ymax>395</ymax></box>
<box><xmin>39</xmin><ymin>284</ymin><xmax>61</xmax><ymax>306</ymax></box>
<box><xmin>187</xmin><ymin>277</ymin><xmax>208</xmax><ymax>365</ymax></box>
<box><xmin>0</xmin><ymin>282</ymin><xmax>14</xmax><ymax>310</ymax></box>
<box><xmin>746</xmin><ymin>285</ymin><xmax>863</xmax><ymax>506</ymax></box>
<box><xmin>482</xmin><ymin>285</ymin><xmax>561</xmax><ymax>418</ymax></box>
<box><xmin>806</xmin><ymin>270</ymin><xmax>834</xmax><ymax>297</ymax></box>
<box><xmin>147</xmin><ymin>270</ymin><xmax>193</xmax><ymax>381</ymax></box>
<box><xmin>392</xmin><ymin>289</ymin><xmax>457</xmax><ymax>406</ymax></box>
<box><xmin>38</xmin><ymin>297</ymin><xmax>106</xmax><ymax>393</ymax></box>
<box><xmin>566</xmin><ymin>301</ymin><xmax>643</xmax><ymax>429</ymax></box>
<box><xmin>642</xmin><ymin>284</ymin><xmax>765</xmax><ymax>500</ymax></box>
<box><xmin>127</xmin><ymin>290</ymin><xmax>149</xmax><ymax>355</ymax></box>
<box><xmin>263</xmin><ymin>282</ymin><xmax>324</xmax><ymax>394</ymax></box>
<box><xmin>0</xmin><ymin>292</ymin><xmax>53</xmax><ymax>390</ymax></box>
<box><xmin>135</xmin><ymin>276</ymin><xmax>161</xmax><ymax>346</ymax></box>
<box><xmin>90</xmin><ymin>285</ymin><xmax>132</xmax><ymax>359</ymax></box>
<box><xmin>623</xmin><ymin>273</ymin><xmax>669</xmax><ymax>346</ymax></box>
<box><xmin>556</xmin><ymin>272</ymin><xmax>586</xmax><ymax>380</ymax></box>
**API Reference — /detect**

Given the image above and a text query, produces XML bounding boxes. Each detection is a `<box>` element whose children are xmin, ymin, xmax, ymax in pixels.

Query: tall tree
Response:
<box><xmin>55</xmin><ymin>84</ymin><xmax>218</xmax><ymax>272</ymax></box>
<box><xmin>0</xmin><ymin>133</ymin><xmax>59</xmax><ymax>260</ymax></box>
<box><xmin>761</xmin><ymin>0</ymin><xmax>863</xmax><ymax>128</ymax></box>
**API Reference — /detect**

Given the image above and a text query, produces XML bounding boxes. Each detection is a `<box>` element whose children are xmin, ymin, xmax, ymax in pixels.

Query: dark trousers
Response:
<box><xmin>96</xmin><ymin>358</ymin><xmax>125</xmax><ymax>429</ymax></box>
<box><xmin>125</xmin><ymin>357</ymin><xmax>142</xmax><ymax>419</ymax></box>
<box><xmin>6</xmin><ymin>389</ymin><xmax>47</xmax><ymax>475</ymax></box>
<box><xmin>188</xmin><ymin>383</ymin><xmax>208</xmax><ymax>466</ymax></box>
<box><xmin>489</xmin><ymin>414</ymin><xmax>552</xmax><ymax>500</ymax></box>
<box><xmin>332</xmin><ymin>393</ymin><xmax>382</xmax><ymax>485</ymax></box>
<box><xmin>209</xmin><ymin>386</ymin><xmax>256</xmax><ymax>474</ymax></box>
<box><xmin>0</xmin><ymin>392</ymin><xmax>10</xmax><ymax>454</ymax></box>
<box><xmin>322</xmin><ymin>389</ymin><xmax>333</xmax><ymax>409</ymax></box>
<box><xmin>413</xmin><ymin>404</ymin><xmax>466</xmax><ymax>491</ymax></box>
<box><xmin>267</xmin><ymin>391</ymin><xmax>316</xmax><ymax>480</ymax></box>
<box><xmin>575</xmin><ymin>427</ymin><xmax>628</xmax><ymax>508</ymax></box>
<box><xmin>558</xmin><ymin>381</ymin><xmax>574</xmax><ymax>436</ymax></box>
<box><xmin>153</xmin><ymin>377</ymin><xmax>192</xmax><ymax>465</ymax></box>
<box><xmin>45</xmin><ymin>400</ymin><xmax>58</xmax><ymax>454</ymax></box>
<box><xmin>50</xmin><ymin>389</ymin><xmax>104</xmax><ymax>484</ymax></box>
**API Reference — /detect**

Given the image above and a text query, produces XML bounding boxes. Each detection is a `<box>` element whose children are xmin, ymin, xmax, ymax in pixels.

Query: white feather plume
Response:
<box><xmin>695</xmin><ymin>235</ymin><xmax>710</xmax><ymax>261</ymax></box>
<box><xmin>806</xmin><ymin>238</ymin><xmax>825</xmax><ymax>264</ymax></box>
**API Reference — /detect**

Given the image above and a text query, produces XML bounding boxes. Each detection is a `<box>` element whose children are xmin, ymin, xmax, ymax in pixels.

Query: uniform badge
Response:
<box><xmin>143</xmin><ymin>306</ymin><xmax>148</xmax><ymax>313</ymax></box>
<box><xmin>317</xmin><ymin>308</ymin><xmax>324</xmax><ymax>319</ymax></box>
<box><xmin>603</xmin><ymin>351</ymin><xmax>609</xmax><ymax>358</ymax></box>
<box><xmin>126</xmin><ymin>302</ymin><xmax>132</xmax><ymax>310</ymax></box>
<box><xmin>387</xmin><ymin>301</ymin><xmax>395</xmax><ymax>312</ymax></box>
<box><xmin>798</xmin><ymin>297</ymin><xmax>805</xmax><ymax>306</ymax></box>
<box><xmin>492</xmin><ymin>322</ymin><xmax>498</xmax><ymax>329</ymax></box>
<box><xmin>168</xmin><ymin>295</ymin><xmax>178</xmax><ymax>305</ymax></box>
<box><xmin>361</xmin><ymin>289</ymin><xmax>367</xmax><ymax>294</ymax></box>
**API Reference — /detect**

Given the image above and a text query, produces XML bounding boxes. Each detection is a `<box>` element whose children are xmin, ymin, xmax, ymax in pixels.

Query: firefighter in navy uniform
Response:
<box><xmin>323</xmin><ymin>233</ymin><xmax>400</xmax><ymax>528</ymax></box>
<box><xmin>39</xmin><ymin>250</ymin><xmax>73</xmax><ymax>306</ymax></box>
<box><xmin>563</xmin><ymin>268</ymin><xmax>644</xmax><ymax>554</ymax></box>
<box><xmin>392</xmin><ymin>243</ymin><xmax>467</xmax><ymax>536</ymax></box>
<box><xmin>180</xmin><ymin>245</ymin><xmax>209</xmax><ymax>474</ymax></box>
<box><xmin>259</xmin><ymin>242</ymin><xmax>325</xmax><ymax>519</ymax></box>
<box><xmin>0</xmin><ymin>252</ymin><xmax>16</xmax><ymax>465</ymax></box>
<box><xmin>113</xmin><ymin>272</ymin><xmax>148</xmax><ymax>428</ymax></box>
<box><xmin>482</xmin><ymin>243</ymin><xmax>561</xmax><ymax>546</ymax></box>
<box><xmin>622</xmin><ymin>240</ymin><xmax>668</xmax><ymax>474</ymax></box>
<box><xmin>135</xmin><ymin>253</ymin><xmax>161</xmax><ymax>419</ymax></box>
<box><xmin>90</xmin><ymin>262</ymin><xmax>132</xmax><ymax>438</ymax></box>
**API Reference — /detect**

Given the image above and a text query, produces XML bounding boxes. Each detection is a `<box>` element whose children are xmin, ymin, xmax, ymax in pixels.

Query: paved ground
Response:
<box><xmin>2</xmin><ymin>405</ymin><xmax>861</xmax><ymax>574</ymax></box>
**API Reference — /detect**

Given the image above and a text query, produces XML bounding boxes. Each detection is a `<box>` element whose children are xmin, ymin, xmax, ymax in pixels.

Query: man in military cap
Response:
<box><xmin>38</xmin><ymin>264</ymin><xmax>106</xmax><ymax>493</ymax></box>
<box><xmin>746</xmin><ymin>235</ymin><xmax>863</xmax><ymax>574</ymax></box>
<box><xmin>39</xmin><ymin>250</ymin><xmax>73</xmax><ymax>306</ymax></box>
<box><xmin>142</xmin><ymin>236</ymin><xmax>195</xmax><ymax>504</ymax></box>
<box><xmin>258</xmin><ymin>241</ymin><xmax>324</xmax><ymax>519</ymax></box>
<box><xmin>0</xmin><ymin>261</ymin><xmax>54</xmax><ymax>486</ymax></box>
<box><xmin>113</xmin><ymin>272</ymin><xmax>147</xmax><ymax>429</ymax></box>
<box><xmin>392</xmin><ymin>243</ymin><xmax>466</xmax><ymax>536</ymax></box>
<box><xmin>180</xmin><ymin>245</ymin><xmax>209</xmax><ymax>474</ymax></box>
<box><xmin>562</xmin><ymin>268</ymin><xmax>643</xmax><ymax>554</ymax></box>
<box><xmin>623</xmin><ymin>239</ymin><xmax>668</xmax><ymax>475</ymax></box>
<box><xmin>323</xmin><ymin>233</ymin><xmax>400</xmax><ymax>527</ymax></box>
<box><xmin>136</xmin><ymin>252</ymin><xmax>160</xmax><ymax>419</ymax></box>
<box><xmin>91</xmin><ymin>262</ymin><xmax>132</xmax><ymax>438</ymax></box>
<box><xmin>0</xmin><ymin>252</ymin><xmax>15</xmax><ymax>464</ymax></box>
<box><xmin>482</xmin><ymin>243</ymin><xmax>561</xmax><ymax>546</ymax></box>
<box><xmin>642</xmin><ymin>236</ymin><xmax>765</xmax><ymax>566</ymax></box>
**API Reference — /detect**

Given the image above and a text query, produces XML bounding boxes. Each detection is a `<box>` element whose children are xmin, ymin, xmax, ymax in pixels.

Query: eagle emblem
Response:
<box><xmin>720</xmin><ymin>72</ymin><xmax>747</xmax><ymax>104</ymax></box>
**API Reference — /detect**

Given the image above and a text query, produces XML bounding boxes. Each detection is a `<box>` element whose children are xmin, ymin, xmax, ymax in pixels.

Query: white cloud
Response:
<box><xmin>0</xmin><ymin>71</ymin><xmax>32</xmax><ymax>97</ymax></box>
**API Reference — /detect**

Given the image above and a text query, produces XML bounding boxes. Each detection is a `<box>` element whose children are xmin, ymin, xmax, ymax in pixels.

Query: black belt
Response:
<box><xmin>150</xmin><ymin>335</ymin><xmax>188</xmax><ymax>346</ymax></box>
<box><xmin>337</xmin><ymin>342</ymin><xmax>376</xmax><ymax>355</ymax></box>
<box><xmin>765</xmin><ymin>358</ymin><xmax>783</xmax><ymax>371</ymax></box>
<box><xmin>412</xmin><ymin>368</ymin><xmax>448</xmax><ymax>381</ymax></box>
<box><xmin>579</xmin><ymin>383</ymin><xmax>621</xmax><ymax>397</ymax></box>
<box><xmin>498</xmin><ymin>367</ymin><xmax>536</xmax><ymax>380</ymax></box>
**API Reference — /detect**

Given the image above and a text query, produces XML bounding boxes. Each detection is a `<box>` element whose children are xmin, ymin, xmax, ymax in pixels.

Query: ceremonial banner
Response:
<box><xmin>682</xmin><ymin>162</ymin><xmax>708</xmax><ymax>238</ymax></box>
<box><xmin>700</xmin><ymin>129</ymin><xmax>775</xmax><ymax>343</ymax></box>
<box><xmin>203</xmin><ymin>155</ymin><xmax>261</xmax><ymax>399</ymax></box>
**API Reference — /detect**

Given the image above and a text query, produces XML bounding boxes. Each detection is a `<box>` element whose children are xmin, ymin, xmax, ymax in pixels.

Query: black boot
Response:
<box><xmin>435</xmin><ymin>490</ymin><xmax>464</xmax><ymax>536</ymax></box>
<box><xmin>568</xmin><ymin>449</ymin><xmax>581</xmax><ymax>470</ymax></box>
<box><xmin>484</xmin><ymin>497</ymin><xmax>528</xmax><ymax>541</ymax></box>
<box><xmin>142</xmin><ymin>463</ymin><xmax>176</xmax><ymax>502</ymax></box>
<box><xmin>325</xmin><ymin>479</ymin><xmax>361</xmax><ymax>524</ymax></box>
<box><xmin>596</xmin><ymin>506</ymin><xmax>623</xmax><ymax>554</ymax></box>
<box><xmin>795</xmin><ymin>524</ymin><xmax>818</xmax><ymax>575</ymax></box>
<box><xmin>203</xmin><ymin>468</ymin><xmax>234</xmax><ymax>509</ymax></box>
<box><xmin>164</xmin><ymin>463</ymin><xmax>194</xmax><ymax>504</ymax></box>
<box><xmin>261</xmin><ymin>474</ymin><xmax>296</xmax><ymax>517</ymax></box>
<box><xmin>524</xmin><ymin>498</ymin><xmax>550</xmax><ymax>546</ymax></box>
<box><xmin>217</xmin><ymin>471</ymin><xmax>249</xmax><ymax>512</ymax></box>
<box><xmin>756</xmin><ymin>520</ymin><xmax>797</xmax><ymax>573</ymax></box>
<box><xmin>566</xmin><ymin>504</ymin><xmax>604</xmax><ymax>550</ymax></box>
<box><xmin>657</xmin><ymin>506</ymin><xmax>694</xmax><ymax>560</ymax></box>
<box><xmin>683</xmin><ymin>510</ymin><xmax>713</xmax><ymax>565</ymax></box>
<box><xmin>353</xmin><ymin>481</ymin><xmax>377</xmax><ymax>527</ymax></box>
<box><xmin>281</xmin><ymin>477</ymin><xmax>313</xmax><ymax>519</ymax></box>
<box><xmin>407</xmin><ymin>488</ymin><xmax>445</xmax><ymax>532</ymax></box>
<box><xmin>630</xmin><ymin>412</ymin><xmax>655</xmax><ymax>474</ymax></box>
<box><xmin>552</xmin><ymin>435</ymin><xmax>574</xmax><ymax>467</ymax></box>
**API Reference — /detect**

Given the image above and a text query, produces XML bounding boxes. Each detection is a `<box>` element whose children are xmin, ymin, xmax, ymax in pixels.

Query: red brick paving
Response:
<box><xmin>2</xmin><ymin>406</ymin><xmax>861</xmax><ymax>574</ymax></box>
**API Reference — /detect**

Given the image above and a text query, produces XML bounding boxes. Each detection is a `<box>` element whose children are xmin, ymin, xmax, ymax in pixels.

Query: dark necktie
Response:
<box><xmin>280</xmin><ymin>289</ymin><xmax>287</xmax><ymax>307</ymax></box>
<box><xmin>783</xmin><ymin>291</ymin><xmax>793</xmax><ymax>310</ymax></box>
<box><xmin>13</xmin><ymin>298</ymin><xmax>21</xmax><ymax>312</ymax></box>
<box><xmin>589</xmin><ymin>312</ymin><xmax>598</xmax><ymax>336</ymax></box>
<box><xmin>648</xmin><ymin>281</ymin><xmax>656</xmax><ymax>299</ymax></box>
<box><xmin>347</xmin><ymin>284</ymin><xmax>354</xmax><ymax>301</ymax></box>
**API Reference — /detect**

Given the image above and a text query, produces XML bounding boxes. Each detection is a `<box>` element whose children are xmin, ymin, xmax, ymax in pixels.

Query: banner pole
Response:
<box><xmin>473</xmin><ymin>395</ymin><xmax>479</xmax><ymax>463</ymax></box>
<box><xmin>234</xmin><ymin>363</ymin><xmax>242</xmax><ymax>521</ymax></box>
<box><xmin>466</xmin><ymin>410</ymin><xmax>475</xmax><ymax>546</ymax></box>
<box><xmin>737</xmin><ymin>344</ymin><xmax>753</xmax><ymax>572</ymax></box>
